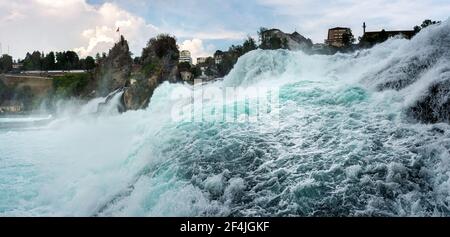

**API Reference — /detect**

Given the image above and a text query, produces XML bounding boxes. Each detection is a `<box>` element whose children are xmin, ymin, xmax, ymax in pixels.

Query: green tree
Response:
<box><xmin>140</xmin><ymin>34</ymin><xmax>179</xmax><ymax>77</ymax></box>
<box><xmin>190</xmin><ymin>66</ymin><xmax>202</xmax><ymax>78</ymax></box>
<box><xmin>258</xmin><ymin>29</ymin><xmax>288</xmax><ymax>50</ymax></box>
<box><xmin>414</xmin><ymin>25</ymin><xmax>422</xmax><ymax>33</ymax></box>
<box><xmin>206</xmin><ymin>37</ymin><xmax>260</xmax><ymax>77</ymax></box>
<box><xmin>54</xmin><ymin>51</ymin><xmax>80</xmax><ymax>70</ymax></box>
<box><xmin>23</xmin><ymin>51</ymin><xmax>42</xmax><ymax>70</ymax></box>
<box><xmin>84</xmin><ymin>56</ymin><xmax>96</xmax><ymax>70</ymax></box>
<box><xmin>65</xmin><ymin>51</ymin><xmax>80</xmax><ymax>70</ymax></box>
<box><xmin>0</xmin><ymin>54</ymin><xmax>13</xmax><ymax>73</ymax></box>
<box><xmin>242</xmin><ymin>37</ymin><xmax>258</xmax><ymax>53</ymax></box>
<box><xmin>178</xmin><ymin>62</ymin><xmax>191</xmax><ymax>72</ymax></box>
<box><xmin>55</xmin><ymin>52</ymin><xmax>67</xmax><ymax>70</ymax></box>
<box><xmin>95</xmin><ymin>53</ymin><xmax>102</xmax><ymax>64</ymax></box>
<box><xmin>421</xmin><ymin>19</ymin><xmax>440</xmax><ymax>28</ymax></box>
<box><xmin>142</xmin><ymin>34</ymin><xmax>179</xmax><ymax>61</ymax></box>
<box><xmin>258</xmin><ymin>27</ymin><xmax>269</xmax><ymax>44</ymax></box>
<box><xmin>42</xmin><ymin>52</ymin><xmax>56</xmax><ymax>71</ymax></box>
<box><xmin>53</xmin><ymin>73</ymin><xmax>89</xmax><ymax>98</ymax></box>
<box><xmin>414</xmin><ymin>19</ymin><xmax>441</xmax><ymax>33</ymax></box>
<box><xmin>342</xmin><ymin>30</ymin><xmax>356</xmax><ymax>46</ymax></box>
<box><xmin>214</xmin><ymin>50</ymin><xmax>224</xmax><ymax>58</ymax></box>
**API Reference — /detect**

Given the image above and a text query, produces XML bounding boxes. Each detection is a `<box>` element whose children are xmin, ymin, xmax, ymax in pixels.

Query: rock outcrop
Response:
<box><xmin>95</xmin><ymin>35</ymin><xmax>133</xmax><ymax>96</ymax></box>
<box><xmin>407</xmin><ymin>78</ymin><xmax>450</xmax><ymax>123</ymax></box>
<box><xmin>122</xmin><ymin>75</ymin><xmax>159</xmax><ymax>111</ymax></box>
<box><xmin>88</xmin><ymin>35</ymin><xmax>183</xmax><ymax>112</ymax></box>
<box><xmin>180</xmin><ymin>71</ymin><xmax>194</xmax><ymax>82</ymax></box>
<box><xmin>121</xmin><ymin>34</ymin><xmax>180</xmax><ymax>111</ymax></box>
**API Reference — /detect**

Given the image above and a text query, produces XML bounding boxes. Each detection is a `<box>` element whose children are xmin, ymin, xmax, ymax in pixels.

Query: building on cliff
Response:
<box><xmin>363</xmin><ymin>30</ymin><xmax>416</xmax><ymax>40</ymax></box>
<box><xmin>179</xmin><ymin>50</ymin><xmax>192</xmax><ymax>64</ymax></box>
<box><xmin>359</xmin><ymin>23</ymin><xmax>416</xmax><ymax>47</ymax></box>
<box><xmin>12</xmin><ymin>63</ymin><xmax>23</xmax><ymax>70</ymax></box>
<box><xmin>196</xmin><ymin>57</ymin><xmax>208</xmax><ymax>65</ymax></box>
<box><xmin>260</xmin><ymin>29</ymin><xmax>313</xmax><ymax>50</ymax></box>
<box><xmin>214</xmin><ymin>54</ymin><xmax>223</xmax><ymax>65</ymax></box>
<box><xmin>325</xmin><ymin>27</ymin><xmax>352</xmax><ymax>48</ymax></box>
<box><xmin>362</xmin><ymin>22</ymin><xmax>415</xmax><ymax>40</ymax></box>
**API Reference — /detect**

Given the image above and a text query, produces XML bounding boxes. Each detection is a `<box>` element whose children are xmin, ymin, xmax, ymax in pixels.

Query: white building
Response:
<box><xmin>214</xmin><ymin>54</ymin><xmax>223</xmax><ymax>65</ymax></box>
<box><xmin>12</xmin><ymin>63</ymin><xmax>23</xmax><ymax>70</ymax></box>
<box><xmin>197</xmin><ymin>57</ymin><xmax>208</xmax><ymax>65</ymax></box>
<box><xmin>179</xmin><ymin>50</ymin><xmax>192</xmax><ymax>64</ymax></box>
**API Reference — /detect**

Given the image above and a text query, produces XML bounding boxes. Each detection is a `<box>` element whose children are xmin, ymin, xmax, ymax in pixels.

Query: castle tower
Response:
<box><xmin>363</xmin><ymin>22</ymin><xmax>366</xmax><ymax>34</ymax></box>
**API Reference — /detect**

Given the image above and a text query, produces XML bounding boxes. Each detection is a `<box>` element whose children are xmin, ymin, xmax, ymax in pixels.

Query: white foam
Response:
<box><xmin>1</xmin><ymin>19</ymin><xmax>450</xmax><ymax>217</ymax></box>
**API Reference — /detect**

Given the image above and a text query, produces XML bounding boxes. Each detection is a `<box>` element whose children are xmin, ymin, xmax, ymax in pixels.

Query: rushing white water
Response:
<box><xmin>0</xmin><ymin>115</ymin><xmax>52</xmax><ymax>123</ymax></box>
<box><xmin>1</xmin><ymin>21</ymin><xmax>450</xmax><ymax>217</ymax></box>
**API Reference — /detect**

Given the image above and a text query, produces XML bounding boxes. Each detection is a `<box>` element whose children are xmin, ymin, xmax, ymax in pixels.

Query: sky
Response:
<box><xmin>0</xmin><ymin>0</ymin><xmax>449</xmax><ymax>63</ymax></box>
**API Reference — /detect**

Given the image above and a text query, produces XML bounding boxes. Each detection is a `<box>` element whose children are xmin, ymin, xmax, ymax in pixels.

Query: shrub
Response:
<box><xmin>53</xmin><ymin>73</ymin><xmax>89</xmax><ymax>98</ymax></box>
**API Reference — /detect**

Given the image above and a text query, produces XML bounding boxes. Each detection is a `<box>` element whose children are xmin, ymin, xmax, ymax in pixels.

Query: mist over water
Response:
<box><xmin>1</xmin><ymin>21</ymin><xmax>450</xmax><ymax>217</ymax></box>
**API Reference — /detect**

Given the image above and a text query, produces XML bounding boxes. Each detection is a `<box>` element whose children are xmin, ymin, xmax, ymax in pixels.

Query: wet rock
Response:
<box><xmin>95</xmin><ymin>35</ymin><xmax>133</xmax><ymax>96</ymax></box>
<box><xmin>408</xmin><ymin>79</ymin><xmax>450</xmax><ymax>124</ymax></box>
<box><xmin>121</xmin><ymin>35</ymin><xmax>180</xmax><ymax>111</ymax></box>
<box><xmin>97</xmin><ymin>88</ymin><xmax>126</xmax><ymax>113</ymax></box>
<box><xmin>122</xmin><ymin>75</ymin><xmax>159</xmax><ymax>111</ymax></box>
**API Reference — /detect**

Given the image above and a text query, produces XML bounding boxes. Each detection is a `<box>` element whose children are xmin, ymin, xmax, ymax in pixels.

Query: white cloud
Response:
<box><xmin>73</xmin><ymin>2</ymin><xmax>159</xmax><ymax>57</ymax></box>
<box><xmin>0</xmin><ymin>0</ymin><xmax>158</xmax><ymax>59</ymax></box>
<box><xmin>179</xmin><ymin>38</ymin><xmax>214</xmax><ymax>64</ymax></box>
<box><xmin>174</xmin><ymin>29</ymin><xmax>246</xmax><ymax>41</ymax></box>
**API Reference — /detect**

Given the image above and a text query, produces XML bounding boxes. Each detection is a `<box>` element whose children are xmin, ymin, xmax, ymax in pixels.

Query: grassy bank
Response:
<box><xmin>52</xmin><ymin>73</ymin><xmax>91</xmax><ymax>98</ymax></box>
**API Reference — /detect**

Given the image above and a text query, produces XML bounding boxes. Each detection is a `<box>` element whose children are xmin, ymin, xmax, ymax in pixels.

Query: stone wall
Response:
<box><xmin>0</xmin><ymin>74</ymin><xmax>53</xmax><ymax>97</ymax></box>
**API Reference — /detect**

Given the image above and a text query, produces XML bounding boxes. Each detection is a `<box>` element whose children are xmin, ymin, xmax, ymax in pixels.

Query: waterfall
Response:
<box><xmin>1</xmin><ymin>19</ymin><xmax>450</xmax><ymax>217</ymax></box>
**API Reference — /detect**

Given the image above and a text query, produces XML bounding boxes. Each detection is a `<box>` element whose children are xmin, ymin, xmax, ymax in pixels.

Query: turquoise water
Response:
<box><xmin>1</xmin><ymin>21</ymin><xmax>450</xmax><ymax>216</ymax></box>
